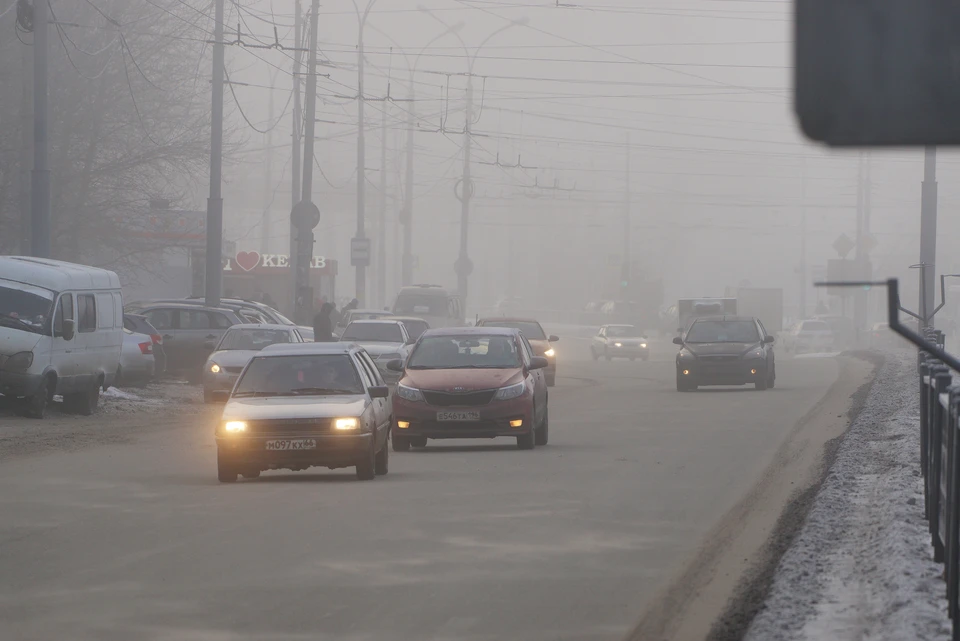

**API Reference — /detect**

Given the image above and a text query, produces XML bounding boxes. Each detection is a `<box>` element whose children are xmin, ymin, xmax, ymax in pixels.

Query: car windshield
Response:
<box><xmin>685</xmin><ymin>320</ymin><xmax>760</xmax><ymax>343</ymax></box>
<box><xmin>341</xmin><ymin>323</ymin><xmax>403</xmax><ymax>343</ymax></box>
<box><xmin>481</xmin><ymin>321</ymin><xmax>546</xmax><ymax>340</ymax></box>
<box><xmin>801</xmin><ymin>321</ymin><xmax>830</xmax><ymax>332</ymax></box>
<box><xmin>0</xmin><ymin>283</ymin><xmax>54</xmax><ymax>335</ymax></box>
<box><xmin>407</xmin><ymin>335</ymin><xmax>521</xmax><ymax>369</ymax></box>
<box><xmin>398</xmin><ymin>320</ymin><xmax>429</xmax><ymax>340</ymax></box>
<box><xmin>394</xmin><ymin>294</ymin><xmax>448</xmax><ymax>316</ymax></box>
<box><xmin>233</xmin><ymin>354</ymin><xmax>363</xmax><ymax>397</ymax></box>
<box><xmin>606</xmin><ymin>326</ymin><xmax>641</xmax><ymax>338</ymax></box>
<box><xmin>217</xmin><ymin>328</ymin><xmax>291</xmax><ymax>351</ymax></box>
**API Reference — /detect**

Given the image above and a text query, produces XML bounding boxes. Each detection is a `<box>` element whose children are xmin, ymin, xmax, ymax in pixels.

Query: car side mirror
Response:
<box><xmin>529</xmin><ymin>356</ymin><xmax>548</xmax><ymax>370</ymax></box>
<box><xmin>763</xmin><ymin>335</ymin><xmax>775</xmax><ymax>344</ymax></box>
<box><xmin>60</xmin><ymin>319</ymin><xmax>75</xmax><ymax>341</ymax></box>
<box><xmin>368</xmin><ymin>385</ymin><xmax>390</xmax><ymax>399</ymax></box>
<box><xmin>203</xmin><ymin>340</ymin><xmax>216</xmax><ymax>350</ymax></box>
<box><xmin>405</xmin><ymin>338</ymin><xmax>417</xmax><ymax>346</ymax></box>
<box><xmin>672</xmin><ymin>336</ymin><xmax>684</xmax><ymax>346</ymax></box>
<box><xmin>548</xmin><ymin>335</ymin><xmax>559</xmax><ymax>342</ymax></box>
<box><xmin>386</xmin><ymin>359</ymin><xmax>404</xmax><ymax>372</ymax></box>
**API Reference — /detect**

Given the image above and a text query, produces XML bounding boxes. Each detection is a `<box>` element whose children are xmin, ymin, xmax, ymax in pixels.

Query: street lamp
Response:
<box><xmin>365</xmin><ymin>21</ymin><xmax>465</xmax><ymax>288</ymax></box>
<box><xmin>352</xmin><ymin>0</ymin><xmax>382</xmax><ymax>306</ymax></box>
<box><xmin>419</xmin><ymin>7</ymin><xmax>529</xmax><ymax>311</ymax></box>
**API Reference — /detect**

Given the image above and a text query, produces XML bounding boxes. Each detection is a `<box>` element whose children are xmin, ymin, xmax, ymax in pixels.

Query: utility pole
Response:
<box><xmin>355</xmin><ymin>28</ymin><xmax>369</xmax><ymax>306</ymax></box>
<box><xmin>292</xmin><ymin>0</ymin><xmax>322</xmax><ymax>324</ymax></box>
<box><xmin>402</xmin><ymin>80</ymin><xmax>415</xmax><ymax>287</ymax></box>
<box><xmin>19</xmin><ymin>33</ymin><xmax>33</xmax><ymax>254</ymax></box>
<box><xmin>455</xmin><ymin>74</ymin><xmax>474</xmax><ymax>307</ymax></box>
<box><xmin>204</xmin><ymin>0</ymin><xmax>225</xmax><ymax>307</ymax></box>
<box><xmin>290</xmin><ymin>1</ymin><xmax>302</xmax><ymax>307</ymax></box>
<box><xmin>621</xmin><ymin>133</ymin><xmax>631</xmax><ymax>298</ymax></box>
<box><xmin>377</xmin><ymin>94</ymin><xmax>388</xmax><ymax>308</ymax></box>
<box><xmin>920</xmin><ymin>146</ymin><xmax>938</xmax><ymax>327</ymax></box>
<box><xmin>799</xmin><ymin>159</ymin><xmax>807</xmax><ymax>319</ymax></box>
<box><xmin>393</xmin><ymin>129</ymin><xmax>403</xmax><ymax>296</ymax></box>
<box><xmin>261</xmin><ymin>72</ymin><xmax>276</xmax><ymax>254</ymax></box>
<box><xmin>30</xmin><ymin>0</ymin><xmax>50</xmax><ymax>258</ymax></box>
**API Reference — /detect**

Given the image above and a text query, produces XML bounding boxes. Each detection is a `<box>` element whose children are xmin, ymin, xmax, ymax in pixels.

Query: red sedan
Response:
<box><xmin>387</xmin><ymin>327</ymin><xmax>550</xmax><ymax>451</ymax></box>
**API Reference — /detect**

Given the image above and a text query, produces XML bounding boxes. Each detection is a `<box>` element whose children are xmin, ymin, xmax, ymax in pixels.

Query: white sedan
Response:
<box><xmin>338</xmin><ymin>320</ymin><xmax>415</xmax><ymax>383</ymax></box>
<box><xmin>203</xmin><ymin>324</ymin><xmax>306</xmax><ymax>402</ymax></box>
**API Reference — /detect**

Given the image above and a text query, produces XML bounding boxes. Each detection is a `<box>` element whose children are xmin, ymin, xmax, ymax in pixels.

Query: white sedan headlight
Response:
<box><xmin>494</xmin><ymin>382</ymin><xmax>526</xmax><ymax>401</ymax></box>
<box><xmin>396</xmin><ymin>384</ymin><xmax>423</xmax><ymax>402</ymax></box>
<box><xmin>335</xmin><ymin>417</ymin><xmax>359</xmax><ymax>430</ymax></box>
<box><xmin>209</xmin><ymin>363</ymin><xmax>221</xmax><ymax>374</ymax></box>
<box><xmin>544</xmin><ymin>348</ymin><xmax>555</xmax><ymax>358</ymax></box>
<box><xmin>223</xmin><ymin>421</ymin><xmax>246</xmax><ymax>433</ymax></box>
<box><xmin>613</xmin><ymin>342</ymin><xmax>623</xmax><ymax>348</ymax></box>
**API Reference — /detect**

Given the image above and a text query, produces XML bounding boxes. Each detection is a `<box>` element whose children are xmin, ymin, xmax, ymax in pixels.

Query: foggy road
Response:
<box><xmin>1</xmin><ymin>350</ymin><xmax>853</xmax><ymax>641</ymax></box>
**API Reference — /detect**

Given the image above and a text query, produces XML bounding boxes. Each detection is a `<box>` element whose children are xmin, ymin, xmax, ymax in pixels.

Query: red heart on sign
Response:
<box><xmin>235</xmin><ymin>251</ymin><xmax>261</xmax><ymax>272</ymax></box>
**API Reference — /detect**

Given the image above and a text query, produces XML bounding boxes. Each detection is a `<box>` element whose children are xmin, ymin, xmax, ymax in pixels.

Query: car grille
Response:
<box><xmin>224</xmin><ymin>366</ymin><xmax>244</xmax><ymax>374</ymax></box>
<box><xmin>698</xmin><ymin>355</ymin><xmax>738</xmax><ymax>362</ymax></box>
<box><xmin>422</xmin><ymin>389</ymin><xmax>496</xmax><ymax>407</ymax></box>
<box><xmin>245</xmin><ymin>418</ymin><xmax>334</xmax><ymax>434</ymax></box>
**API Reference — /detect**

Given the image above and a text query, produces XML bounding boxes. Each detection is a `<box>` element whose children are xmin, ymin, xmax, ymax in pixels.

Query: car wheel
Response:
<box><xmin>755</xmin><ymin>373</ymin><xmax>769</xmax><ymax>391</ymax></box>
<box><xmin>590</xmin><ymin>347</ymin><xmax>599</xmax><ymax>361</ymax></box>
<box><xmin>241</xmin><ymin>469</ymin><xmax>261</xmax><ymax>480</ymax></box>
<box><xmin>411</xmin><ymin>436</ymin><xmax>428</xmax><ymax>448</ymax></box>
<box><xmin>23</xmin><ymin>375</ymin><xmax>52</xmax><ymax>419</ymax></box>
<box><xmin>676</xmin><ymin>373</ymin><xmax>688</xmax><ymax>392</ymax></box>
<box><xmin>517</xmin><ymin>430</ymin><xmax>535</xmax><ymax>450</ymax></box>
<box><xmin>768</xmin><ymin>366</ymin><xmax>776</xmax><ymax>389</ymax></box>
<box><xmin>393</xmin><ymin>435</ymin><xmax>411</xmax><ymax>452</ymax></box>
<box><xmin>217</xmin><ymin>450</ymin><xmax>237</xmax><ymax>483</ymax></box>
<box><xmin>641</xmin><ymin>354</ymin><xmax>649</xmax><ymax>361</ymax></box>
<box><xmin>356</xmin><ymin>441</ymin><xmax>376</xmax><ymax>480</ymax></box>
<box><xmin>604</xmin><ymin>351</ymin><xmax>612</xmax><ymax>361</ymax></box>
<box><xmin>67</xmin><ymin>378</ymin><xmax>101</xmax><ymax>416</ymax></box>
<box><xmin>535</xmin><ymin>407</ymin><xmax>549</xmax><ymax>446</ymax></box>
<box><xmin>375</xmin><ymin>436</ymin><xmax>389</xmax><ymax>475</ymax></box>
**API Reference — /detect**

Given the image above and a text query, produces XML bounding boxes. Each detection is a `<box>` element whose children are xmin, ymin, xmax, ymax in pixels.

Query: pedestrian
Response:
<box><xmin>261</xmin><ymin>292</ymin><xmax>277</xmax><ymax>309</ymax></box>
<box><xmin>328</xmin><ymin>303</ymin><xmax>342</xmax><ymax>329</ymax></box>
<box><xmin>345</xmin><ymin>298</ymin><xmax>359</xmax><ymax>312</ymax></box>
<box><xmin>313</xmin><ymin>302</ymin><xmax>335</xmax><ymax>342</ymax></box>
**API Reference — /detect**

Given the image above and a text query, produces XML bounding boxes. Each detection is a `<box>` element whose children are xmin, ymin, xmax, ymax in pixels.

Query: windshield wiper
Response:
<box><xmin>285</xmin><ymin>387</ymin><xmax>357</xmax><ymax>395</ymax></box>
<box><xmin>0</xmin><ymin>315</ymin><xmax>41</xmax><ymax>333</ymax></box>
<box><xmin>231</xmin><ymin>391</ymin><xmax>281</xmax><ymax>398</ymax></box>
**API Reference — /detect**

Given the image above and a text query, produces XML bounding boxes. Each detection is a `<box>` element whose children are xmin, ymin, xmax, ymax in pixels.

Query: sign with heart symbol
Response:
<box><xmin>235</xmin><ymin>251</ymin><xmax>261</xmax><ymax>272</ymax></box>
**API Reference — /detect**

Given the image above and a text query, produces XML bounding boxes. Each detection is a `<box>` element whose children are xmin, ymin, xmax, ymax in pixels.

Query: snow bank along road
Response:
<box><xmin>1</xmin><ymin>351</ymin><xmax>875</xmax><ymax>641</ymax></box>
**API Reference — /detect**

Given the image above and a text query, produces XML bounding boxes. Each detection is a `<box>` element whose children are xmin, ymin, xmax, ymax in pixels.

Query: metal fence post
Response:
<box><xmin>922</xmin><ymin>356</ymin><xmax>932</xmax><ymax>518</ymax></box>
<box><xmin>933</xmin><ymin>365</ymin><xmax>952</xmax><ymax>562</ymax></box>
<box><xmin>945</xmin><ymin>388</ymin><xmax>960</xmax><ymax>620</ymax></box>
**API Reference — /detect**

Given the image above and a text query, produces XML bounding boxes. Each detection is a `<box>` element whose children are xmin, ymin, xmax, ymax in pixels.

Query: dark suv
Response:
<box><xmin>673</xmin><ymin>315</ymin><xmax>775</xmax><ymax>392</ymax></box>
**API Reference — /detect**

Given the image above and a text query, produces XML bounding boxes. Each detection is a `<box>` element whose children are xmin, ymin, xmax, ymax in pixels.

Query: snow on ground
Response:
<box><xmin>745</xmin><ymin>351</ymin><xmax>953</xmax><ymax>641</ymax></box>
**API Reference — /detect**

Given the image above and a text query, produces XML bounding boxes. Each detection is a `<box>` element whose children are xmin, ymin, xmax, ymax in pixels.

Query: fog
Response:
<box><xmin>2</xmin><ymin>0</ymin><xmax>957</xmax><ymax>326</ymax></box>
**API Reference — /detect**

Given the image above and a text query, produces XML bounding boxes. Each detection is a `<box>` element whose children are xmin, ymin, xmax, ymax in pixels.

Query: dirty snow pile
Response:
<box><xmin>745</xmin><ymin>353</ymin><xmax>952</xmax><ymax>641</ymax></box>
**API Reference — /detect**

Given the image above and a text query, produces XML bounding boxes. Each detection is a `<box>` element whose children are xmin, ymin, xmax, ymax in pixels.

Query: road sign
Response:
<box><xmin>860</xmin><ymin>233</ymin><xmax>878</xmax><ymax>254</ymax></box>
<box><xmin>291</xmin><ymin>201</ymin><xmax>321</xmax><ymax>231</ymax></box>
<box><xmin>832</xmin><ymin>233</ymin><xmax>855</xmax><ymax>258</ymax></box>
<box><xmin>351</xmin><ymin>237</ymin><xmax>371</xmax><ymax>267</ymax></box>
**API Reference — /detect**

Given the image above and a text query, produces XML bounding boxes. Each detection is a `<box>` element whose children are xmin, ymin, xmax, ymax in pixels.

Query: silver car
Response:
<box><xmin>215</xmin><ymin>342</ymin><xmax>392</xmax><ymax>482</ymax></box>
<box><xmin>118</xmin><ymin>328</ymin><xmax>155</xmax><ymax>386</ymax></box>
<box><xmin>202</xmin><ymin>324</ymin><xmax>306</xmax><ymax>403</ymax></box>
<box><xmin>590</xmin><ymin>324</ymin><xmax>650</xmax><ymax>361</ymax></box>
<box><xmin>338</xmin><ymin>320</ymin><xmax>415</xmax><ymax>384</ymax></box>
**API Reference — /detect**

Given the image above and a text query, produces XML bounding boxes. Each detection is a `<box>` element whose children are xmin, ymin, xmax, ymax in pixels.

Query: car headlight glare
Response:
<box><xmin>614</xmin><ymin>342</ymin><xmax>623</xmax><ymax>347</ymax></box>
<box><xmin>640</xmin><ymin>343</ymin><xmax>648</xmax><ymax>348</ymax></box>
<box><xmin>396</xmin><ymin>384</ymin><xmax>424</xmax><ymax>402</ymax></box>
<box><xmin>224</xmin><ymin>421</ymin><xmax>247</xmax><ymax>433</ymax></box>
<box><xmin>544</xmin><ymin>348</ymin><xmax>555</xmax><ymax>357</ymax></box>
<box><xmin>3</xmin><ymin>351</ymin><xmax>34</xmax><ymax>371</ymax></box>
<box><xmin>494</xmin><ymin>382</ymin><xmax>526</xmax><ymax>401</ymax></box>
<box><xmin>335</xmin><ymin>417</ymin><xmax>359</xmax><ymax>430</ymax></box>
<box><xmin>210</xmin><ymin>363</ymin><xmax>221</xmax><ymax>373</ymax></box>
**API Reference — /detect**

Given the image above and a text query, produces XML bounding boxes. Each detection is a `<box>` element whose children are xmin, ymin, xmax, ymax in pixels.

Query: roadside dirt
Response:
<box><xmin>625</xmin><ymin>353</ymin><xmax>882</xmax><ymax>641</ymax></box>
<box><xmin>0</xmin><ymin>380</ymin><xmax>216</xmax><ymax>461</ymax></box>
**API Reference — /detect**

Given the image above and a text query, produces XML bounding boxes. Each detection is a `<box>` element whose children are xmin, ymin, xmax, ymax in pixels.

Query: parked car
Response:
<box><xmin>335</xmin><ymin>308</ymin><xmax>392</xmax><ymax>334</ymax></box>
<box><xmin>387</xmin><ymin>327</ymin><xmax>550</xmax><ymax>451</ymax></box>
<box><xmin>203</xmin><ymin>324</ymin><xmax>305</xmax><ymax>403</ymax></box>
<box><xmin>339</xmin><ymin>320</ymin><xmax>415</xmax><ymax>384</ymax></box>
<box><xmin>590</xmin><ymin>324</ymin><xmax>649</xmax><ymax>361</ymax></box>
<box><xmin>813</xmin><ymin>314</ymin><xmax>855</xmax><ymax>350</ymax></box>
<box><xmin>215</xmin><ymin>341</ymin><xmax>392</xmax><ymax>482</ymax></box>
<box><xmin>118</xmin><ymin>328</ymin><xmax>155</xmax><ymax>386</ymax></box>
<box><xmin>132</xmin><ymin>303</ymin><xmax>244</xmax><ymax>376</ymax></box>
<box><xmin>131</xmin><ymin>297</ymin><xmax>313</xmax><ymax>338</ymax></box>
<box><xmin>0</xmin><ymin>256</ymin><xmax>123</xmax><ymax>418</ymax></box>
<box><xmin>123</xmin><ymin>313</ymin><xmax>165</xmax><ymax>375</ymax></box>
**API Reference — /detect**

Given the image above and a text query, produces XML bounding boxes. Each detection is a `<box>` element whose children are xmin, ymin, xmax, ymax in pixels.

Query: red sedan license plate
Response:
<box><xmin>265</xmin><ymin>439</ymin><xmax>317</xmax><ymax>451</ymax></box>
<box><xmin>437</xmin><ymin>411</ymin><xmax>480</xmax><ymax>421</ymax></box>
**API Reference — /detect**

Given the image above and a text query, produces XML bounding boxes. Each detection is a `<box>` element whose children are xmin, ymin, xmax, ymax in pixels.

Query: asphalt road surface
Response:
<box><xmin>1</xmin><ymin>339</ymin><xmax>850</xmax><ymax>641</ymax></box>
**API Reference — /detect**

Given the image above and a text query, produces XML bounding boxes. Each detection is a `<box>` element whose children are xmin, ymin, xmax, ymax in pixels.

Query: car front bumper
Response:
<box><xmin>203</xmin><ymin>371</ymin><xmax>240</xmax><ymax>393</ymax></box>
<box><xmin>0</xmin><ymin>370</ymin><xmax>44</xmax><ymax>397</ymax></box>
<box><xmin>393</xmin><ymin>395</ymin><xmax>534</xmax><ymax>439</ymax></box>
<box><xmin>679</xmin><ymin>361</ymin><xmax>766</xmax><ymax>386</ymax></box>
<box><xmin>605</xmin><ymin>344</ymin><xmax>649</xmax><ymax>357</ymax></box>
<box><xmin>216</xmin><ymin>432</ymin><xmax>373</xmax><ymax>470</ymax></box>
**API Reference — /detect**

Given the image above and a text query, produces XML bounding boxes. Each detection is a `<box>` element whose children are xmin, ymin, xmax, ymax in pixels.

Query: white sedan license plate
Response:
<box><xmin>265</xmin><ymin>439</ymin><xmax>317</xmax><ymax>451</ymax></box>
<box><xmin>437</xmin><ymin>411</ymin><xmax>480</xmax><ymax>422</ymax></box>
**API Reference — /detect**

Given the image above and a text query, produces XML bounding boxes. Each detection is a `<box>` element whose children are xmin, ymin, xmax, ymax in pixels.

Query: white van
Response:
<box><xmin>391</xmin><ymin>285</ymin><xmax>465</xmax><ymax>330</ymax></box>
<box><xmin>0</xmin><ymin>257</ymin><xmax>123</xmax><ymax>418</ymax></box>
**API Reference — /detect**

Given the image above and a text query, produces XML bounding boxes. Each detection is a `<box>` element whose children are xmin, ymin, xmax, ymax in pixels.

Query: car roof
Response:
<box><xmin>603</xmin><ymin>323</ymin><xmax>637</xmax><ymax>328</ymax></box>
<box><xmin>345</xmin><ymin>319</ymin><xmax>404</xmax><ymax>326</ymax></box>
<box><xmin>260</xmin><ymin>342</ymin><xmax>359</xmax><ymax>356</ymax></box>
<box><xmin>136</xmin><ymin>302</ymin><xmax>238</xmax><ymax>313</ymax></box>
<box><xmin>691</xmin><ymin>315</ymin><xmax>757</xmax><ymax>323</ymax></box>
<box><xmin>224</xmin><ymin>323</ymin><xmax>295</xmax><ymax>331</ymax></box>
<box><xmin>383</xmin><ymin>315</ymin><xmax>429</xmax><ymax>323</ymax></box>
<box><xmin>396</xmin><ymin>285</ymin><xmax>454</xmax><ymax>296</ymax></box>
<box><xmin>347</xmin><ymin>308</ymin><xmax>390</xmax><ymax>314</ymax></box>
<box><xmin>0</xmin><ymin>256</ymin><xmax>120</xmax><ymax>292</ymax></box>
<box><xmin>477</xmin><ymin>317</ymin><xmax>542</xmax><ymax>324</ymax></box>
<box><xmin>422</xmin><ymin>326</ymin><xmax>519</xmax><ymax>338</ymax></box>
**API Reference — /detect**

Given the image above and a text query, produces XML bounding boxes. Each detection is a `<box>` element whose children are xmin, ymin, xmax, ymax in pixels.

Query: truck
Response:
<box><xmin>677</xmin><ymin>298</ymin><xmax>738</xmax><ymax>334</ymax></box>
<box><xmin>735</xmin><ymin>287</ymin><xmax>784</xmax><ymax>334</ymax></box>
